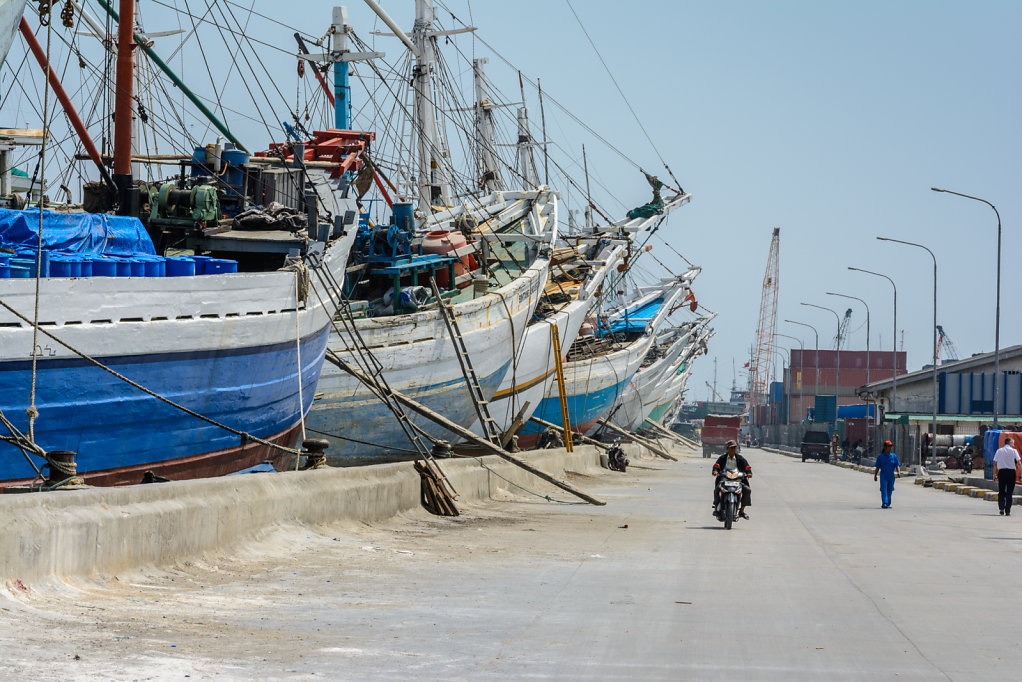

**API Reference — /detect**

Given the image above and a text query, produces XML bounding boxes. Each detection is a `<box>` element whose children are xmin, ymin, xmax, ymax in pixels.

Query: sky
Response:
<box><xmin>5</xmin><ymin>0</ymin><xmax>1020</xmax><ymax>404</ymax></box>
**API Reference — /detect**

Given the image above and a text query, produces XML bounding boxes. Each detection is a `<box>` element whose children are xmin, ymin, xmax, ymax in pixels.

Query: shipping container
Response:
<box><xmin>813</xmin><ymin>395</ymin><xmax>837</xmax><ymax>423</ymax></box>
<box><xmin>837</xmin><ymin>404</ymin><xmax>877</xmax><ymax>419</ymax></box>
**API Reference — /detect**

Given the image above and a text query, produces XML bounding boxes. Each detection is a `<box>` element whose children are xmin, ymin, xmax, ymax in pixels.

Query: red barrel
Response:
<box><xmin>421</xmin><ymin>230</ymin><xmax>477</xmax><ymax>288</ymax></box>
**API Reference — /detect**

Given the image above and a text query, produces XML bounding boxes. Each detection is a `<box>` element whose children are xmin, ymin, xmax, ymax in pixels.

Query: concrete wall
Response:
<box><xmin>0</xmin><ymin>446</ymin><xmax>608</xmax><ymax>585</ymax></box>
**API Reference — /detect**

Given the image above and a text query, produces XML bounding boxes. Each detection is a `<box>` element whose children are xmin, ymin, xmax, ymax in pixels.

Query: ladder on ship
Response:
<box><xmin>309</xmin><ymin>258</ymin><xmax>458</xmax><ymax>500</ymax></box>
<box><xmin>550</xmin><ymin>325</ymin><xmax>573</xmax><ymax>452</ymax></box>
<box><xmin>429</xmin><ymin>277</ymin><xmax>502</xmax><ymax>445</ymax></box>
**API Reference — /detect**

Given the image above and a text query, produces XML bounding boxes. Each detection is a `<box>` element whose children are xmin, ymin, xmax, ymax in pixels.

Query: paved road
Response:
<box><xmin>2</xmin><ymin>446</ymin><xmax>1019</xmax><ymax>680</ymax></box>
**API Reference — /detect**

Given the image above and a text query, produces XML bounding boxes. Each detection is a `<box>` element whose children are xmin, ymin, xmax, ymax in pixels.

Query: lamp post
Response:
<box><xmin>775</xmin><ymin>333</ymin><xmax>804</xmax><ymax>424</ymax></box>
<box><xmin>849</xmin><ymin>267</ymin><xmax>898</xmax><ymax>414</ymax></box>
<box><xmin>827</xmin><ymin>292</ymin><xmax>871</xmax><ymax>450</ymax></box>
<box><xmin>785</xmin><ymin>319</ymin><xmax>819</xmax><ymax>417</ymax></box>
<box><xmin>878</xmin><ymin>236</ymin><xmax>937</xmax><ymax>466</ymax></box>
<box><xmin>802</xmin><ymin>302</ymin><xmax>842</xmax><ymax>427</ymax></box>
<box><xmin>931</xmin><ymin>187</ymin><xmax>1001</xmax><ymax>428</ymax></box>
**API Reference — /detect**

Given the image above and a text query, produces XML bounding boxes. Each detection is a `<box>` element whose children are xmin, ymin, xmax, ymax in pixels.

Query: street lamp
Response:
<box><xmin>878</xmin><ymin>236</ymin><xmax>937</xmax><ymax>466</ymax></box>
<box><xmin>785</xmin><ymin>319</ymin><xmax>819</xmax><ymax>412</ymax></box>
<box><xmin>775</xmin><ymin>332</ymin><xmax>804</xmax><ymax>423</ymax></box>
<box><xmin>801</xmin><ymin>302</ymin><xmax>842</xmax><ymax>426</ymax></box>
<box><xmin>849</xmin><ymin>267</ymin><xmax>898</xmax><ymax>413</ymax></box>
<box><xmin>827</xmin><ymin>292</ymin><xmax>871</xmax><ymax>449</ymax></box>
<box><xmin>932</xmin><ymin>187</ymin><xmax>1001</xmax><ymax>428</ymax></box>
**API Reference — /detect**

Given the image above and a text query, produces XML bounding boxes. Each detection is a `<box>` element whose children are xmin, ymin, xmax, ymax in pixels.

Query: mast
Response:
<box><xmin>296</xmin><ymin>7</ymin><xmax>382</xmax><ymax>130</ymax></box>
<box><xmin>516</xmin><ymin>73</ymin><xmax>539</xmax><ymax>188</ymax></box>
<box><xmin>582</xmin><ymin>144</ymin><xmax>593</xmax><ymax>231</ymax></box>
<box><xmin>113</xmin><ymin>0</ymin><xmax>136</xmax><ymax>214</ymax></box>
<box><xmin>332</xmin><ymin>7</ymin><xmax>351</xmax><ymax>128</ymax></box>
<box><xmin>473</xmin><ymin>57</ymin><xmax>500</xmax><ymax>192</ymax></box>
<box><xmin>412</xmin><ymin>0</ymin><xmax>446</xmax><ymax>211</ymax></box>
<box><xmin>538</xmin><ymin>77</ymin><xmax>548</xmax><ymax>186</ymax></box>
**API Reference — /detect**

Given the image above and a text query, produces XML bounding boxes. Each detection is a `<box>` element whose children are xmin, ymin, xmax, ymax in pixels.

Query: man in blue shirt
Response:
<box><xmin>873</xmin><ymin>440</ymin><xmax>901</xmax><ymax>509</ymax></box>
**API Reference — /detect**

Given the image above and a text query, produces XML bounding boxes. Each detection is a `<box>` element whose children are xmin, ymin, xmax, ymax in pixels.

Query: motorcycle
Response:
<box><xmin>714</xmin><ymin>469</ymin><xmax>746</xmax><ymax>530</ymax></box>
<box><xmin>961</xmin><ymin>447</ymin><xmax>974</xmax><ymax>474</ymax></box>
<box><xmin>608</xmin><ymin>442</ymin><xmax>629</xmax><ymax>472</ymax></box>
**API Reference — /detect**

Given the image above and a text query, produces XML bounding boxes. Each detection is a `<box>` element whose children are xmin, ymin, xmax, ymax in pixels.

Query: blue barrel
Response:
<box><xmin>0</xmin><ymin>264</ymin><xmax>9</xmax><ymax>278</ymax></box>
<box><xmin>127</xmin><ymin>258</ymin><xmax>145</xmax><ymax>277</ymax></box>
<box><xmin>190</xmin><ymin>255</ymin><xmax>211</xmax><ymax>274</ymax></box>
<box><xmin>138</xmin><ymin>256</ymin><xmax>163</xmax><ymax>277</ymax></box>
<box><xmin>190</xmin><ymin>146</ymin><xmax>208</xmax><ymax>176</ymax></box>
<box><xmin>79</xmin><ymin>256</ymin><xmax>93</xmax><ymax>278</ymax></box>
<box><xmin>166</xmin><ymin>256</ymin><xmax>196</xmax><ymax>277</ymax></box>
<box><xmin>8</xmin><ymin>264</ymin><xmax>31</xmax><ymax>278</ymax></box>
<box><xmin>222</xmin><ymin>148</ymin><xmax>248</xmax><ymax>188</ymax></box>
<box><xmin>392</xmin><ymin>201</ymin><xmax>414</xmax><ymax>231</ymax></box>
<box><xmin>67</xmin><ymin>256</ymin><xmax>82</xmax><ymax>278</ymax></box>
<box><xmin>48</xmin><ymin>256</ymin><xmax>70</xmax><ymax>277</ymax></box>
<box><xmin>111</xmin><ymin>257</ymin><xmax>131</xmax><ymax>277</ymax></box>
<box><xmin>11</xmin><ymin>253</ymin><xmax>47</xmax><ymax>277</ymax></box>
<box><xmin>204</xmin><ymin>258</ymin><xmax>238</xmax><ymax>274</ymax></box>
<box><xmin>91</xmin><ymin>256</ymin><xmax>117</xmax><ymax>277</ymax></box>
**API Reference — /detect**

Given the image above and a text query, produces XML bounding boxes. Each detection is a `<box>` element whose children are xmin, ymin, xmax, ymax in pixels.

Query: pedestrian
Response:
<box><xmin>992</xmin><ymin>436</ymin><xmax>1021</xmax><ymax>517</ymax></box>
<box><xmin>873</xmin><ymin>440</ymin><xmax>901</xmax><ymax>509</ymax></box>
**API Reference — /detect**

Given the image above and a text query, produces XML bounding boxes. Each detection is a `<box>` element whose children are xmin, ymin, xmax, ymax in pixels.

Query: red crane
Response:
<box><xmin>747</xmin><ymin>227</ymin><xmax>781</xmax><ymax>415</ymax></box>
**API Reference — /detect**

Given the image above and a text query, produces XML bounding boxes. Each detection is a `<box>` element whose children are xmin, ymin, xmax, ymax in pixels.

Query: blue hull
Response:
<box><xmin>522</xmin><ymin>375</ymin><xmax>631</xmax><ymax>439</ymax></box>
<box><xmin>0</xmin><ymin>328</ymin><xmax>329</xmax><ymax>482</ymax></box>
<box><xmin>306</xmin><ymin>359</ymin><xmax>511</xmax><ymax>463</ymax></box>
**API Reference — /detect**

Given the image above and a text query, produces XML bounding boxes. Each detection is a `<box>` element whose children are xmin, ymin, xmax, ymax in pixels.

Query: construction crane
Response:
<box><xmin>833</xmin><ymin>308</ymin><xmax>853</xmax><ymax>349</ymax></box>
<box><xmin>936</xmin><ymin>325</ymin><xmax>960</xmax><ymax>363</ymax></box>
<box><xmin>705</xmin><ymin>382</ymin><xmax>724</xmax><ymax>401</ymax></box>
<box><xmin>747</xmin><ymin>227</ymin><xmax>780</xmax><ymax>413</ymax></box>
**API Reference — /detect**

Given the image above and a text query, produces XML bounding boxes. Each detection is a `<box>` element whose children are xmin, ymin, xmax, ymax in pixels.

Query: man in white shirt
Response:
<box><xmin>992</xmin><ymin>436</ymin><xmax>1021</xmax><ymax>516</ymax></box>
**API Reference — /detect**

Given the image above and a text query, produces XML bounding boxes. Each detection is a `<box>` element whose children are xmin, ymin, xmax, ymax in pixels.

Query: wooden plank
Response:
<box><xmin>595</xmin><ymin>418</ymin><xmax>677</xmax><ymax>461</ymax></box>
<box><xmin>0</xmin><ymin>128</ymin><xmax>46</xmax><ymax>138</ymax></box>
<box><xmin>326</xmin><ymin>350</ymin><xmax>605</xmax><ymax>506</ymax></box>
<box><xmin>528</xmin><ymin>415</ymin><xmax>610</xmax><ymax>452</ymax></box>
<box><xmin>500</xmin><ymin>401</ymin><xmax>531</xmax><ymax>449</ymax></box>
<box><xmin>642</xmin><ymin>418</ymin><xmax>697</xmax><ymax>450</ymax></box>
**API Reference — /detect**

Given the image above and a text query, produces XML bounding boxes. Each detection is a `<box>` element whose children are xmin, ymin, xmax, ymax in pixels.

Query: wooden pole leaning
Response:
<box><xmin>642</xmin><ymin>418</ymin><xmax>697</xmax><ymax>450</ymax></box>
<box><xmin>594</xmin><ymin>418</ymin><xmax>677</xmax><ymax>462</ymax></box>
<box><xmin>326</xmin><ymin>350</ymin><xmax>606</xmax><ymax>506</ymax></box>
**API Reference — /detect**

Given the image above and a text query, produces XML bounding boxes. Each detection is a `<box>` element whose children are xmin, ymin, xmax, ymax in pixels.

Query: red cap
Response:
<box><xmin>883</xmin><ymin>440</ymin><xmax>893</xmax><ymax>446</ymax></box>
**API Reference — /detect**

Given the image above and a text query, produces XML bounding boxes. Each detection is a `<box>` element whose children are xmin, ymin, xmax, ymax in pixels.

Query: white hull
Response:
<box><xmin>307</xmin><ymin>191</ymin><xmax>557</xmax><ymax>460</ymax></box>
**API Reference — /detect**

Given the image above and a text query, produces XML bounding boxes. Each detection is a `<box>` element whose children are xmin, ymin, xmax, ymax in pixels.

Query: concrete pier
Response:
<box><xmin>0</xmin><ymin>445</ymin><xmax>607</xmax><ymax>584</ymax></box>
<box><xmin>2</xmin><ymin>444</ymin><xmax>1019</xmax><ymax>680</ymax></box>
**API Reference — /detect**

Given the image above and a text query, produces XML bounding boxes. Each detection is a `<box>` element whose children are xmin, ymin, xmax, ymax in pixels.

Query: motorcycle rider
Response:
<box><xmin>712</xmin><ymin>440</ymin><xmax>752</xmax><ymax>519</ymax></box>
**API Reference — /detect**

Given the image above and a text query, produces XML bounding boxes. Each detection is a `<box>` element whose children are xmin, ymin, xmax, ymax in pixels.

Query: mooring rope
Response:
<box><xmin>28</xmin><ymin>8</ymin><xmax>56</xmax><ymax>444</ymax></box>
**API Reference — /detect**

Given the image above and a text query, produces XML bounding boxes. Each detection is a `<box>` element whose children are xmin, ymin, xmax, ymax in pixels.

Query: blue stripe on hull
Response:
<box><xmin>0</xmin><ymin>328</ymin><xmax>329</xmax><ymax>480</ymax></box>
<box><xmin>306</xmin><ymin>360</ymin><xmax>511</xmax><ymax>462</ymax></box>
<box><xmin>522</xmin><ymin>376</ymin><xmax>630</xmax><ymax>436</ymax></box>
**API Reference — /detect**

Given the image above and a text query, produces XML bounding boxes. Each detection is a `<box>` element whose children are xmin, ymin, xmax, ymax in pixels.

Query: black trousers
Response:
<box><xmin>997</xmin><ymin>469</ymin><xmax>1017</xmax><ymax>514</ymax></box>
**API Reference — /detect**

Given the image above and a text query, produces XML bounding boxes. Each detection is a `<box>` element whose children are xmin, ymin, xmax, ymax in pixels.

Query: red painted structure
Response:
<box><xmin>780</xmin><ymin>350</ymin><xmax>908</xmax><ymax>424</ymax></box>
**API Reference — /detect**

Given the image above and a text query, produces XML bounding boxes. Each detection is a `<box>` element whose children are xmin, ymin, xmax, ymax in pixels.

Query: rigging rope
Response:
<box><xmin>562</xmin><ymin>0</ymin><xmax>682</xmax><ymax>193</ymax></box>
<box><xmin>28</xmin><ymin>10</ymin><xmax>56</xmax><ymax>444</ymax></box>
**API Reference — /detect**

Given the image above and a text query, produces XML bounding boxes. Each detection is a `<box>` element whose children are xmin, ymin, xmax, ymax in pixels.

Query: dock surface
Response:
<box><xmin>2</xmin><ymin>446</ymin><xmax>1019</xmax><ymax>680</ymax></box>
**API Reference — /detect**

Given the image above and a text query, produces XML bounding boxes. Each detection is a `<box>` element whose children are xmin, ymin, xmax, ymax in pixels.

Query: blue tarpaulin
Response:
<box><xmin>0</xmin><ymin>208</ymin><xmax>156</xmax><ymax>255</ymax></box>
<box><xmin>604</xmin><ymin>298</ymin><xmax>664</xmax><ymax>334</ymax></box>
